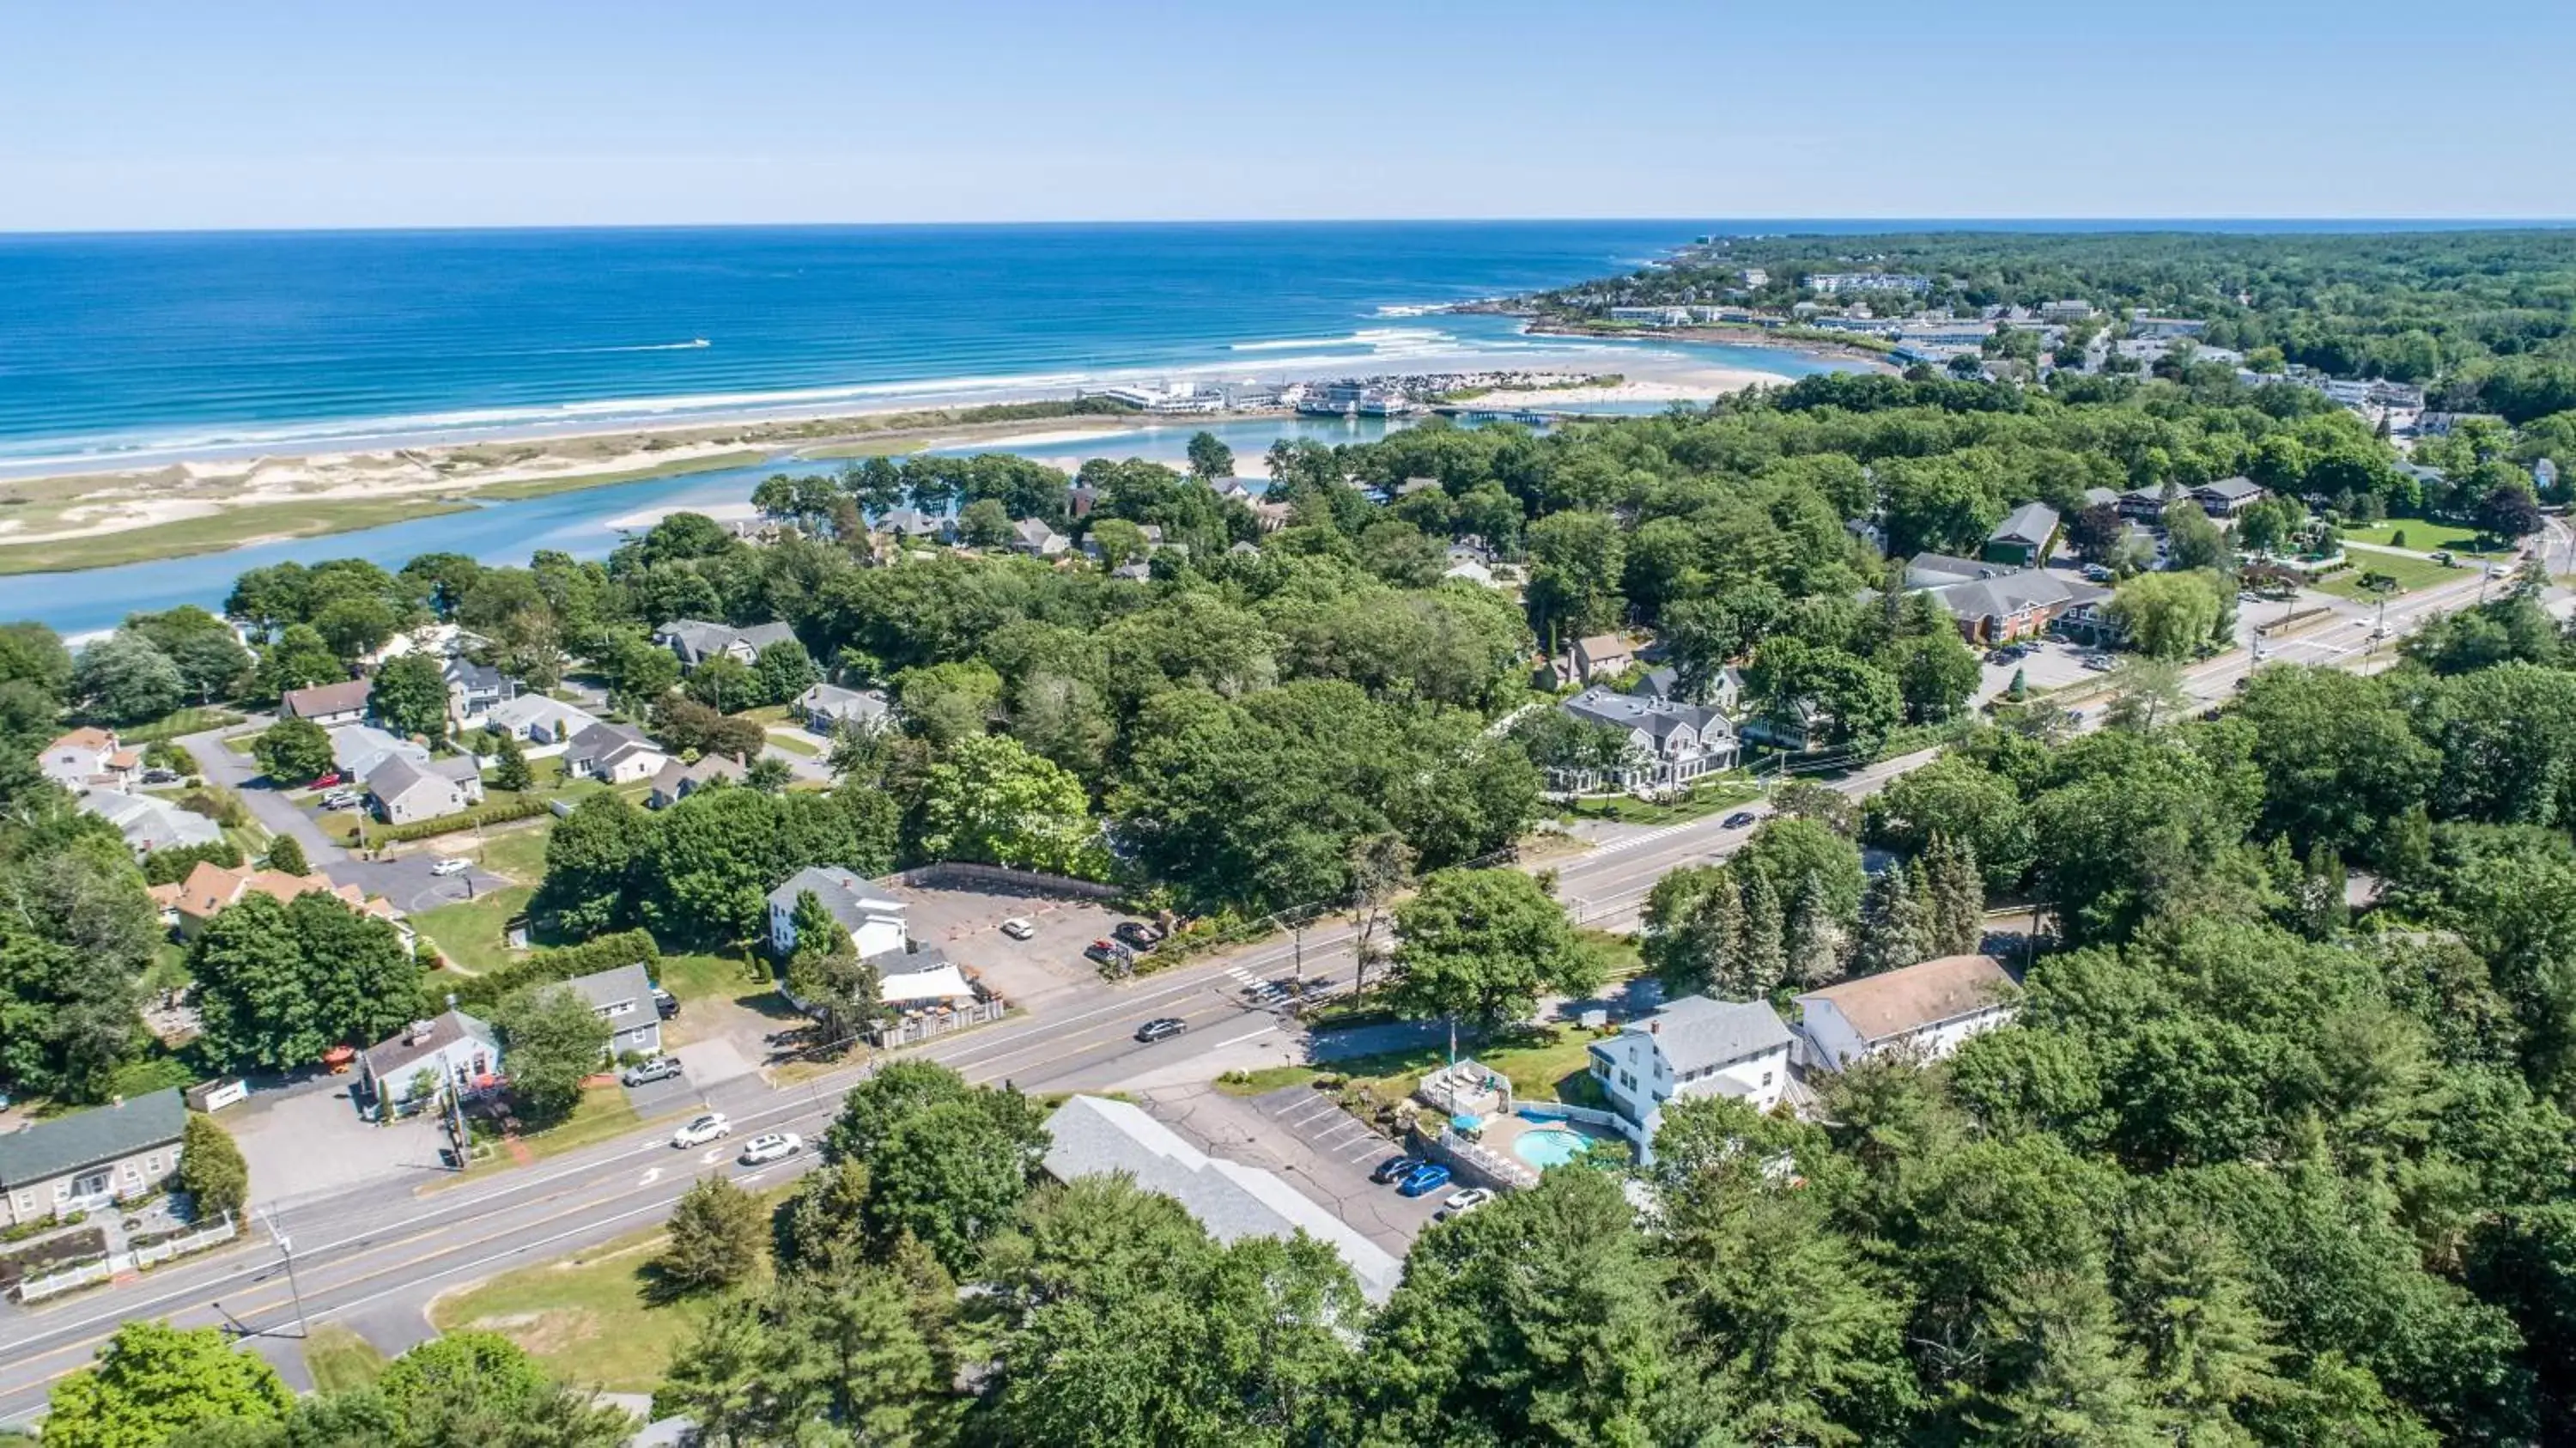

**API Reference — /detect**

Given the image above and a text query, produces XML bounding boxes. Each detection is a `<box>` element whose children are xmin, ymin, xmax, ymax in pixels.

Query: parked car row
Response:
<box><xmin>1370</xmin><ymin>1154</ymin><xmax>1456</xmax><ymax>1198</ymax></box>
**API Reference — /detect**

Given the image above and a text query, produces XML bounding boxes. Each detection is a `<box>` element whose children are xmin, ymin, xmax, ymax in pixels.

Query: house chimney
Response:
<box><xmin>1647</xmin><ymin>1021</ymin><xmax>1659</xmax><ymax>1035</ymax></box>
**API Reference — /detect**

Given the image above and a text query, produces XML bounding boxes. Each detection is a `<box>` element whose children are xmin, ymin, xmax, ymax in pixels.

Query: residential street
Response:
<box><xmin>0</xmin><ymin>551</ymin><xmax>2542</xmax><ymax>1429</ymax></box>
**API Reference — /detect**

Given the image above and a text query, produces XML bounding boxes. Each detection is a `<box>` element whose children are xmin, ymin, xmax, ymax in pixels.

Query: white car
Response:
<box><xmin>738</xmin><ymin>1131</ymin><xmax>803</xmax><ymax>1165</ymax></box>
<box><xmin>670</xmin><ymin>1113</ymin><xmax>732</xmax><ymax>1148</ymax></box>
<box><xmin>429</xmin><ymin>857</ymin><xmax>471</xmax><ymax>877</ymax></box>
<box><xmin>1437</xmin><ymin>1187</ymin><xmax>1495</xmax><ymax>1219</ymax></box>
<box><xmin>999</xmin><ymin>917</ymin><xmax>1036</xmax><ymax>941</ymax></box>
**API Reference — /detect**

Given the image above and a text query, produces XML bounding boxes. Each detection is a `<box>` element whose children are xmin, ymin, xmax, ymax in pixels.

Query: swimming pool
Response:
<box><xmin>1513</xmin><ymin>1124</ymin><xmax>1589</xmax><ymax>1170</ymax></box>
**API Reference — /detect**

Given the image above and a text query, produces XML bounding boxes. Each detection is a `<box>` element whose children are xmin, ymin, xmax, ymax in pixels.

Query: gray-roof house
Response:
<box><xmin>1587</xmin><ymin>995</ymin><xmax>1795</xmax><ymax>1135</ymax></box>
<box><xmin>443</xmin><ymin>657</ymin><xmax>519</xmax><ymax>729</ymax></box>
<box><xmin>76</xmin><ymin>788</ymin><xmax>223</xmax><ymax>859</ymax></box>
<box><xmin>0</xmin><ymin>1088</ymin><xmax>190</xmax><ymax>1228</ymax></box>
<box><xmin>280</xmin><ymin>678</ymin><xmax>373</xmax><ymax>727</ymax></box>
<box><xmin>359</xmin><ymin>1010</ymin><xmax>501</xmax><ymax>1121</ymax></box>
<box><xmin>648</xmin><ymin>752</ymin><xmax>745</xmax><ymax>811</ymax></box>
<box><xmin>2190</xmin><ymin>475</ymin><xmax>2266</xmax><ymax>517</ymax></box>
<box><xmin>1010</xmin><ymin>517</ymin><xmax>1070</xmax><ymax>557</ymax></box>
<box><xmin>365</xmin><ymin>754</ymin><xmax>483</xmax><ymax>826</ymax></box>
<box><xmin>483</xmin><ymin>693</ymin><xmax>601</xmax><ymax>747</ymax></box>
<box><xmin>767</xmin><ymin>866</ymin><xmax>908</xmax><ymax>962</ymax></box>
<box><xmin>1983</xmin><ymin>502</ymin><xmax>2060</xmax><ymax>566</ymax></box>
<box><xmin>1900</xmin><ymin>557</ymin><xmax>2107</xmax><ymax>646</ymax></box>
<box><xmin>562</xmin><ymin>722</ymin><xmax>668</xmax><ymax>785</ymax></box>
<box><xmin>794</xmin><ymin>683</ymin><xmax>890</xmax><ymax>734</ymax></box>
<box><xmin>653</xmin><ymin>619</ymin><xmax>799</xmax><ymax>671</ymax></box>
<box><xmin>875</xmin><ymin>507</ymin><xmax>949</xmax><ymax>541</ymax></box>
<box><xmin>1043</xmin><ymin>1095</ymin><xmax>1403</xmax><ymax>1303</ymax></box>
<box><xmin>560</xmin><ymin>963</ymin><xmax>662</xmax><ymax>1060</ymax></box>
<box><xmin>1553</xmin><ymin>686</ymin><xmax>1738</xmax><ymax>794</ymax></box>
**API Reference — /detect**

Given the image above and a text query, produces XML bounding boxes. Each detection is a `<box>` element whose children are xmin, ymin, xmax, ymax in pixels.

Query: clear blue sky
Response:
<box><xmin>4</xmin><ymin>0</ymin><xmax>2571</xmax><ymax>231</ymax></box>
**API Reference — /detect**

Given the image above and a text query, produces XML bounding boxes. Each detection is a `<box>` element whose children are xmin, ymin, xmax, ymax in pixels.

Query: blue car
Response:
<box><xmin>1397</xmin><ymin>1162</ymin><xmax>1453</xmax><ymax>1197</ymax></box>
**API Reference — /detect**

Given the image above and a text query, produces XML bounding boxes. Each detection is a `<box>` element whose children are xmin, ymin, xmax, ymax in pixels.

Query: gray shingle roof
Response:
<box><xmin>2195</xmin><ymin>475</ymin><xmax>2263</xmax><ymax>502</ymax></box>
<box><xmin>767</xmin><ymin>865</ymin><xmax>902</xmax><ymax>930</ymax></box>
<box><xmin>1990</xmin><ymin>502</ymin><xmax>2059</xmax><ymax>547</ymax></box>
<box><xmin>361</xmin><ymin>1010</ymin><xmax>499</xmax><ymax>1081</ymax></box>
<box><xmin>1630</xmin><ymin>996</ymin><xmax>1794</xmax><ymax>1074</ymax></box>
<box><xmin>0</xmin><ymin>1089</ymin><xmax>188</xmax><ymax>1189</ymax></box>
<box><xmin>559</xmin><ymin>963</ymin><xmax>654</xmax><ymax>1017</ymax></box>
<box><xmin>282</xmin><ymin>679</ymin><xmax>372</xmax><ymax>718</ymax></box>
<box><xmin>1925</xmin><ymin>569</ymin><xmax>2105</xmax><ymax>623</ymax></box>
<box><xmin>1563</xmin><ymin>686</ymin><xmax>1731</xmax><ymax>746</ymax></box>
<box><xmin>1042</xmin><ymin>1095</ymin><xmax>1402</xmax><ymax>1302</ymax></box>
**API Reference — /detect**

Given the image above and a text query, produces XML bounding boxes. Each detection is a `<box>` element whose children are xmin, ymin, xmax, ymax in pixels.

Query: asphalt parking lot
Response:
<box><xmin>1146</xmin><ymin>1084</ymin><xmax>1443</xmax><ymax>1252</ymax></box>
<box><xmin>1974</xmin><ymin>635</ymin><xmax>2099</xmax><ymax>703</ymax></box>
<box><xmin>886</xmin><ymin>878</ymin><xmax>1146</xmax><ymax>1007</ymax></box>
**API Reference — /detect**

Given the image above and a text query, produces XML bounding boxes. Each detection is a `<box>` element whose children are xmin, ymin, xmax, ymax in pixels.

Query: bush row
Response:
<box><xmin>369</xmin><ymin>796</ymin><xmax>550</xmax><ymax>845</ymax></box>
<box><xmin>449</xmin><ymin>928</ymin><xmax>661</xmax><ymax>1009</ymax></box>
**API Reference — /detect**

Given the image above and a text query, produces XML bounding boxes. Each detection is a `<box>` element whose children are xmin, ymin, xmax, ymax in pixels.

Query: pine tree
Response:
<box><xmin>493</xmin><ymin>730</ymin><xmax>533</xmax><ymax>793</ymax></box>
<box><xmin>1784</xmin><ymin>874</ymin><xmax>1843</xmax><ymax>989</ymax></box>
<box><xmin>1735</xmin><ymin>867</ymin><xmax>1786</xmax><ymax>999</ymax></box>
<box><xmin>1690</xmin><ymin>871</ymin><xmax>1748</xmax><ymax>997</ymax></box>
<box><xmin>1853</xmin><ymin>864</ymin><xmax>1928</xmax><ymax>976</ymax></box>
<box><xmin>1924</xmin><ymin>832</ymin><xmax>1985</xmax><ymax>957</ymax></box>
<box><xmin>655</xmin><ymin>1177</ymin><xmax>765</xmax><ymax>1297</ymax></box>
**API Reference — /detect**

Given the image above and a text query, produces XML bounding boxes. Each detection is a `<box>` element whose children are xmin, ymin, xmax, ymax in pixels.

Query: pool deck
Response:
<box><xmin>1468</xmin><ymin>1108</ymin><xmax>1625</xmax><ymax>1170</ymax></box>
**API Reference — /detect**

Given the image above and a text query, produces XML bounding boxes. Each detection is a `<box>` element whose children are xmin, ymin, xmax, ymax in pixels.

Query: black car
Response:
<box><xmin>1134</xmin><ymin>1017</ymin><xmax>1188</xmax><ymax>1043</ymax></box>
<box><xmin>652</xmin><ymin>987</ymin><xmax>680</xmax><ymax>1020</ymax></box>
<box><xmin>1370</xmin><ymin>1155</ymin><xmax>1420</xmax><ymax>1184</ymax></box>
<box><xmin>1722</xmin><ymin>811</ymin><xmax>1759</xmax><ymax>829</ymax></box>
<box><xmin>1111</xmin><ymin>921</ymin><xmax>1164</xmax><ymax>952</ymax></box>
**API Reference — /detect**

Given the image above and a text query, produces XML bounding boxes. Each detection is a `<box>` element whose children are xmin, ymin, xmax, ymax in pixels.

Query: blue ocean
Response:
<box><xmin>5</xmin><ymin>217</ymin><xmax>2475</xmax><ymax>632</ymax></box>
<box><xmin>0</xmin><ymin>221</ymin><xmax>1737</xmax><ymax>469</ymax></box>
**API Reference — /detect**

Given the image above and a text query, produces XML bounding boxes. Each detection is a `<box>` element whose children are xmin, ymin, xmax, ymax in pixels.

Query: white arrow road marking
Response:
<box><xmin>638</xmin><ymin>1167</ymin><xmax>662</xmax><ymax>1188</ymax></box>
<box><xmin>699</xmin><ymin>1148</ymin><xmax>723</xmax><ymax>1165</ymax></box>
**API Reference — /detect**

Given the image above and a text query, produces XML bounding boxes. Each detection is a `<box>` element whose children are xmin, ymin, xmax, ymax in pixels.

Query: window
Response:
<box><xmin>1619</xmin><ymin>1070</ymin><xmax>1636</xmax><ymax>1090</ymax></box>
<box><xmin>600</xmin><ymin>999</ymin><xmax>635</xmax><ymax>1018</ymax></box>
<box><xmin>1761</xmin><ymin>1072</ymin><xmax>1774</xmax><ymax>1086</ymax></box>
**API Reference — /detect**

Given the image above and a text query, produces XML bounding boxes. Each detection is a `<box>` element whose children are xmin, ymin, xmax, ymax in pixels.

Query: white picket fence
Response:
<box><xmin>16</xmin><ymin>1213</ymin><xmax>237</xmax><ymax>1304</ymax></box>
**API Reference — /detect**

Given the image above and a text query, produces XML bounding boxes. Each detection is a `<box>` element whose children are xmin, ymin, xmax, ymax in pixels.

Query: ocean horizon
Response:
<box><xmin>6</xmin><ymin>217</ymin><xmax>2571</xmax><ymax>475</ymax></box>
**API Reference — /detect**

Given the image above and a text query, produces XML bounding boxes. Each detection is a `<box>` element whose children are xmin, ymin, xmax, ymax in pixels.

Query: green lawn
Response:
<box><xmin>2317</xmin><ymin>549</ymin><xmax>2475</xmax><ymax>601</ymax></box>
<box><xmin>302</xmin><ymin>1325</ymin><xmax>387</xmax><ymax>1393</ymax></box>
<box><xmin>414</xmin><ymin>885</ymin><xmax>535</xmax><ymax>975</ymax></box>
<box><xmin>428</xmin><ymin>1220</ymin><xmax>725</xmax><ymax>1393</ymax></box>
<box><xmin>2339</xmin><ymin>519</ymin><xmax>2506</xmax><ymax>557</ymax></box>
<box><xmin>1227</xmin><ymin>1022</ymin><xmax>1617</xmax><ymax>1109</ymax></box>
<box><xmin>762</xmin><ymin>731</ymin><xmax>820</xmax><ymax>758</ymax></box>
<box><xmin>1553</xmin><ymin>773</ymin><xmax>1759</xmax><ymax>827</ymax></box>
<box><xmin>0</xmin><ymin>497</ymin><xmax>475</xmax><ymax>576</ymax></box>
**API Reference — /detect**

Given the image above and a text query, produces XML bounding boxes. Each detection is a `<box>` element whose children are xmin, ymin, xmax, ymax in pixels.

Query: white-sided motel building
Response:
<box><xmin>1793</xmin><ymin>952</ymin><xmax>2019</xmax><ymax>1071</ymax></box>
<box><xmin>0</xmin><ymin>1088</ymin><xmax>190</xmax><ymax>1228</ymax></box>
<box><xmin>1589</xmin><ymin>995</ymin><xmax>1795</xmax><ymax>1135</ymax></box>
<box><xmin>767</xmin><ymin>866</ymin><xmax>908</xmax><ymax>960</ymax></box>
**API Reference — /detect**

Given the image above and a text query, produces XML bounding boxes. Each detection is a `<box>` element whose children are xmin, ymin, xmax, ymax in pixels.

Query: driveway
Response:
<box><xmin>621</xmin><ymin>1068</ymin><xmax>704</xmax><ymax>1121</ymax></box>
<box><xmin>334</xmin><ymin>854</ymin><xmax>512</xmax><ymax>916</ymax></box>
<box><xmin>181</xmin><ymin>717</ymin><xmax>352</xmax><ymax>869</ymax></box>
<box><xmin>222</xmin><ymin>1075</ymin><xmax>453</xmax><ymax>1208</ymax></box>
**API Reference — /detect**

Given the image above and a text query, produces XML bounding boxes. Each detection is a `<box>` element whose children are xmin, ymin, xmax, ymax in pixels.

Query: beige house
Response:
<box><xmin>1794</xmin><ymin>953</ymin><xmax>2019</xmax><ymax>1071</ymax></box>
<box><xmin>147</xmin><ymin>860</ymin><xmax>409</xmax><ymax>945</ymax></box>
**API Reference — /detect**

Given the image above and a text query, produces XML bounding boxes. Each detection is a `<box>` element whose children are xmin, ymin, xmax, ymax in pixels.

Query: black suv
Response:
<box><xmin>1112</xmin><ymin>921</ymin><xmax>1164</xmax><ymax>952</ymax></box>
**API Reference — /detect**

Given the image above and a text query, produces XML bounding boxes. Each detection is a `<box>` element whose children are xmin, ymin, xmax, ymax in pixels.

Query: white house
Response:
<box><xmin>1793</xmin><ymin>953</ymin><xmax>2019</xmax><ymax>1072</ymax></box>
<box><xmin>39</xmin><ymin>727</ymin><xmax>137</xmax><ymax>793</ymax></box>
<box><xmin>1588</xmin><ymin>995</ymin><xmax>1795</xmax><ymax>1136</ymax></box>
<box><xmin>1552</xmin><ymin>686</ymin><xmax>1739</xmax><ymax>793</ymax></box>
<box><xmin>483</xmin><ymin>693</ymin><xmax>601</xmax><ymax>748</ymax></box>
<box><xmin>767</xmin><ymin>865</ymin><xmax>908</xmax><ymax>960</ymax></box>
<box><xmin>653</xmin><ymin>619</ymin><xmax>799</xmax><ymax>671</ymax></box>
<box><xmin>794</xmin><ymin>683</ymin><xmax>890</xmax><ymax>734</ymax></box>
<box><xmin>560</xmin><ymin>963</ymin><xmax>662</xmax><ymax>1061</ymax></box>
<box><xmin>358</xmin><ymin>1010</ymin><xmax>502</xmax><ymax>1121</ymax></box>
<box><xmin>562</xmin><ymin>723</ymin><xmax>667</xmax><ymax>785</ymax></box>
<box><xmin>442</xmin><ymin>658</ymin><xmax>519</xmax><ymax>730</ymax></box>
